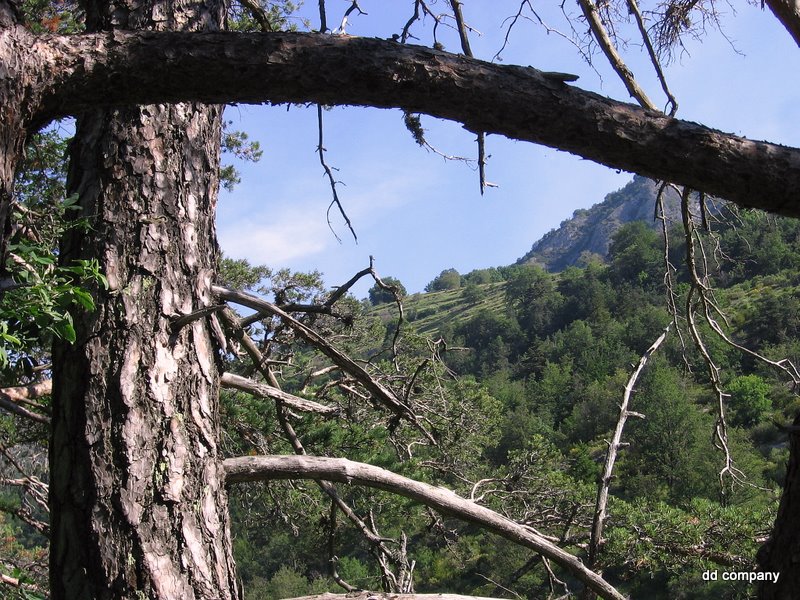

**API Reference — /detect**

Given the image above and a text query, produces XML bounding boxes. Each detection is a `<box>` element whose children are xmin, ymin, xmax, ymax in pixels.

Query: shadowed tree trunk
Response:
<box><xmin>48</xmin><ymin>0</ymin><xmax>239</xmax><ymax>597</ymax></box>
<box><xmin>758</xmin><ymin>419</ymin><xmax>800</xmax><ymax>599</ymax></box>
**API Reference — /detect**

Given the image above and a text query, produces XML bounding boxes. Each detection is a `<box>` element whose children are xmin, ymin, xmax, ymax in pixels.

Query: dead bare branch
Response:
<box><xmin>220</xmin><ymin>372</ymin><xmax>339</xmax><ymax>416</ymax></box>
<box><xmin>218</xmin><ymin>305</ymin><xmax>418</xmax><ymax>590</ymax></box>
<box><xmin>225</xmin><ymin>455</ymin><xmax>627</xmax><ymax>600</ymax></box>
<box><xmin>317</xmin><ymin>104</ymin><xmax>357</xmax><ymax>243</ymax></box>
<box><xmin>0</xmin><ymin>380</ymin><xmax>51</xmax><ymax>424</ymax></box>
<box><xmin>448</xmin><ymin>0</ymin><xmax>493</xmax><ymax>194</ymax></box>
<box><xmin>587</xmin><ymin>324</ymin><xmax>671</xmax><ymax>568</ymax></box>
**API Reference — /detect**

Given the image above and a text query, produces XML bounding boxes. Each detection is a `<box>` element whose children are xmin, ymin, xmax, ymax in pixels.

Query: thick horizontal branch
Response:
<box><xmin>23</xmin><ymin>29</ymin><xmax>800</xmax><ymax>217</ymax></box>
<box><xmin>220</xmin><ymin>372</ymin><xmax>338</xmax><ymax>416</ymax></box>
<box><xmin>224</xmin><ymin>454</ymin><xmax>625</xmax><ymax>600</ymax></box>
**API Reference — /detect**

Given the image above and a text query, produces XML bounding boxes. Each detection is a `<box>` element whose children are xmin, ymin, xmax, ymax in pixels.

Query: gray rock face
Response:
<box><xmin>517</xmin><ymin>177</ymin><xmax>684</xmax><ymax>271</ymax></box>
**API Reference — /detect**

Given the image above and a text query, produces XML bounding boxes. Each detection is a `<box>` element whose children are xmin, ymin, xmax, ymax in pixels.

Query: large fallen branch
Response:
<box><xmin>224</xmin><ymin>454</ymin><xmax>626</xmax><ymax>600</ymax></box>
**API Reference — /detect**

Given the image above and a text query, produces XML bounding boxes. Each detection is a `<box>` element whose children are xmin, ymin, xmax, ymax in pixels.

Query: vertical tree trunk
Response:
<box><xmin>51</xmin><ymin>103</ymin><xmax>239</xmax><ymax>600</ymax></box>
<box><xmin>0</xmin><ymin>5</ymin><xmax>28</xmax><ymax>274</ymax></box>
<box><xmin>758</xmin><ymin>419</ymin><xmax>800</xmax><ymax>599</ymax></box>
<box><xmin>49</xmin><ymin>0</ymin><xmax>239</xmax><ymax>597</ymax></box>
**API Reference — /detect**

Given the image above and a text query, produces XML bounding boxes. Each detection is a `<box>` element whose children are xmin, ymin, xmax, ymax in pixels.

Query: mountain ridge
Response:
<box><xmin>516</xmin><ymin>176</ymin><xmax>681</xmax><ymax>271</ymax></box>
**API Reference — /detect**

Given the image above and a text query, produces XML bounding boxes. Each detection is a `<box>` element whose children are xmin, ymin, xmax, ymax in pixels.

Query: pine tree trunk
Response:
<box><xmin>0</xmin><ymin>7</ymin><xmax>28</xmax><ymax>274</ymax></box>
<box><xmin>49</xmin><ymin>0</ymin><xmax>238</xmax><ymax>597</ymax></box>
<box><xmin>50</xmin><ymin>101</ymin><xmax>239</xmax><ymax>600</ymax></box>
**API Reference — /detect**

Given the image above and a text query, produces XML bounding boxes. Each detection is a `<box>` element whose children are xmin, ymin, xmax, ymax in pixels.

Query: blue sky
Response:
<box><xmin>217</xmin><ymin>1</ymin><xmax>800</xmax><ymax>297</ymax></box>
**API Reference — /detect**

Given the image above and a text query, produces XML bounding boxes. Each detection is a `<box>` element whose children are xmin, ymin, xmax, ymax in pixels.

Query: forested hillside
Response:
<box><xmin>517</xmin><ymin>176</ymin><xmax>684</xmax><ymax>272</ymax></box>
<box><xmin>4</xmin><ymin>158</ymin><xmax>800</xmax><ymax>599</ymax></box>
<box><xmin>213</xmin><ymin>206</ymin><xmax>800</xmax><ymax>599</ymax></box>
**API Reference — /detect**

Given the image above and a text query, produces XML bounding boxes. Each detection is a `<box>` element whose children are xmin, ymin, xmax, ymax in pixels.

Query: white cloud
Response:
<box><xmin>218</xmin><ymin>162</ymin><xmax>440</xmax><ymax>270</ymax></box>
<box><xmin>218</xmin><ymin>208</ymin><xmax>331</xmax><ymax>266</ymax></box>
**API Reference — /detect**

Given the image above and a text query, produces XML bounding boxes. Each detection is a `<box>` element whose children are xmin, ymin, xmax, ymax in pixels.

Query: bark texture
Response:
<box><xmin>9</xmin><ymin>29</ymin><xmax>800</xmax><ymax>219</ymax></box>
<box><xmin>51</xmin><ymin>103</ymin><xmax>238</xmax><ymax>600</ymax></box>
<box><xmin>0</xmin><ymin>15</ymin><xmax>31</xmax><ymax>272</ymax></box>
<box><xmin>49</xmin><ymin>0</ymin><xmax>238</xmax><ymax>598</ymax></box>
<box><xmin>765</xmin><ymin>0</ymin><xmax>800</xmax><ymax>47</ymax></box>
<box><xmin>758</xmin><ymin>417</ymin><xmax>800</xmax><ymax>599</ymax></box>
<box><xmin>225</xmin><ymin>455</ymin><xmax>626</xmax><ymax>600</ymax></box>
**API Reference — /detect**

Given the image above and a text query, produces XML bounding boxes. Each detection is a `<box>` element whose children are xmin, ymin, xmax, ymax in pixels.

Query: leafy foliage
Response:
<box><xmin>424</xmin><ymin>268</ymin><xmax>462</xmax><ymax>292</ymax></box>
<box><xmin>367</xmin><ymin>276</ymin><xmax>407</xmax><ymax>306</ymax></box>
<box><xmin>1</xmin><ymin>130</ymin><xmax>107</xmax><ymax>375</ymax></box>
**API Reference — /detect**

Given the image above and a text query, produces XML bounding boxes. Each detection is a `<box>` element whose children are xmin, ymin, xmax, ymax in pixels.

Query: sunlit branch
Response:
<box><xmin>333</xmin><ymin>0</ymin><xmax>367</xmax><ymax>35</ymax></box>
<box><xmin>577</xmin><ymin>0</ymin><xmax>657</xmax><ymax>110</ymax></box>
<box><xmin>217</xmin><ymin>306</ymin><xmax>413</xmax><ymax>590</ymax></box>
<box><xmin>220</xmin><ymin>372</ymin><xmax>339</xmax><ymax>416</ymax></box>
<box><xmin>587</xmin><ymin>324</ymin><xmax>671</xmax><ymax>569</ymax></box>
<box><xmin>214</xmin><ymin>286</ymin><xmax>433</xmax><ymax>442</ymax></box>
<box><xmin>0</xmin><ymin>380</ymin><xmax>52</xmax><ymax>424</ymax></box>
<box><xmin>224</xmin><ymin>454</ymin><xmax>627</xmax><ymax>600</ymax></box>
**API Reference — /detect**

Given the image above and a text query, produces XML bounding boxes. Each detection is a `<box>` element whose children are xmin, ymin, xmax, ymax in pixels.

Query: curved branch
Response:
<box><xmin>577</xmin><ymin>0</ymin><xmax>657</xmax><ymax>110</ymax></box>
<box><xmin>23</xmin><ymin>29</ymin><xmax>800</xmax><ymax>217</ymax></box>
<box><xmin>224</xmin><ymin>454</ymin><xmax>626</xmax><ymax>600</ymax></box>
<box><xmin>588</xmin><ymin>324</ymin><xmax>671</xmax><ymax>568</ymax></box>
<box><xmin>213</xmin><ymin>285</ymin><xmax>435</xmax><ymax>443</ymax></box>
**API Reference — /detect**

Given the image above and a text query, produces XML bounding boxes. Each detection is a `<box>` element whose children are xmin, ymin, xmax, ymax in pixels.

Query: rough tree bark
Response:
<box><xmin>758</xmin><ymin>421</ymin><xmax>800</xmax><ymax>599</ymax></box>
<box><xmin>0</xmin><ymin>1</ymin><xmax>31</xmax><ymax>268</ymax></box>
<box><xmin>48</xmin><ymin>0</ymin><xmax>239</xmax><ymax>597</ymax></box>
<box><xmin>51</xmin><ymin>106</ymin><xmax>238</xmax><ymax>600</ymax></box>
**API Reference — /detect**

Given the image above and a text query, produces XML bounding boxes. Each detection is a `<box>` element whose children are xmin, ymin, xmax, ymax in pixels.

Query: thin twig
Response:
<box><xmin>317</xmin><ymin>104</ymin><xmax>357</xmax><ymax>242</ymax></box>
<box><xmin>333</xmin><ymin>0</ymin><xmax>367</xmax><ymax>34</ymax></box>
<box><xmin>448</xmin><ymin>0</ymin><xmax>492</xmax><ymax>194</ymax></box>
<box><xmin>625</xmin><ymin>0</ymin><xmax>678</xmax><ymax>115</ymax></box>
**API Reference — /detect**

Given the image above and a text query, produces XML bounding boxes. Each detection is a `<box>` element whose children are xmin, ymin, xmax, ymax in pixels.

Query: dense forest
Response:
<box><xmin>1</xmin><ymin>161</ymin><xmax>795</xmax><ymax>600</ymax></box>
<box><xmin>4</xmin><ymin>155</ymin><xmax>800</xmax><ymax>598</ymax></box>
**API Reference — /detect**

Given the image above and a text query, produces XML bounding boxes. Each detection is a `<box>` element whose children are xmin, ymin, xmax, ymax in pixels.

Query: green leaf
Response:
<box><xmin>62</xmin><ymin>193</ymin><xmax>80</xmax><ymax>207</ymax></box>
<box><xmin>70</xmin><ymin>288</ymin><xmax>95</xmax><ymax>311</ymax></box>
<box><xmin>53</xmin><ymin>318</ymin><xmax>76</xmax><ymax>343</ymax></box>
